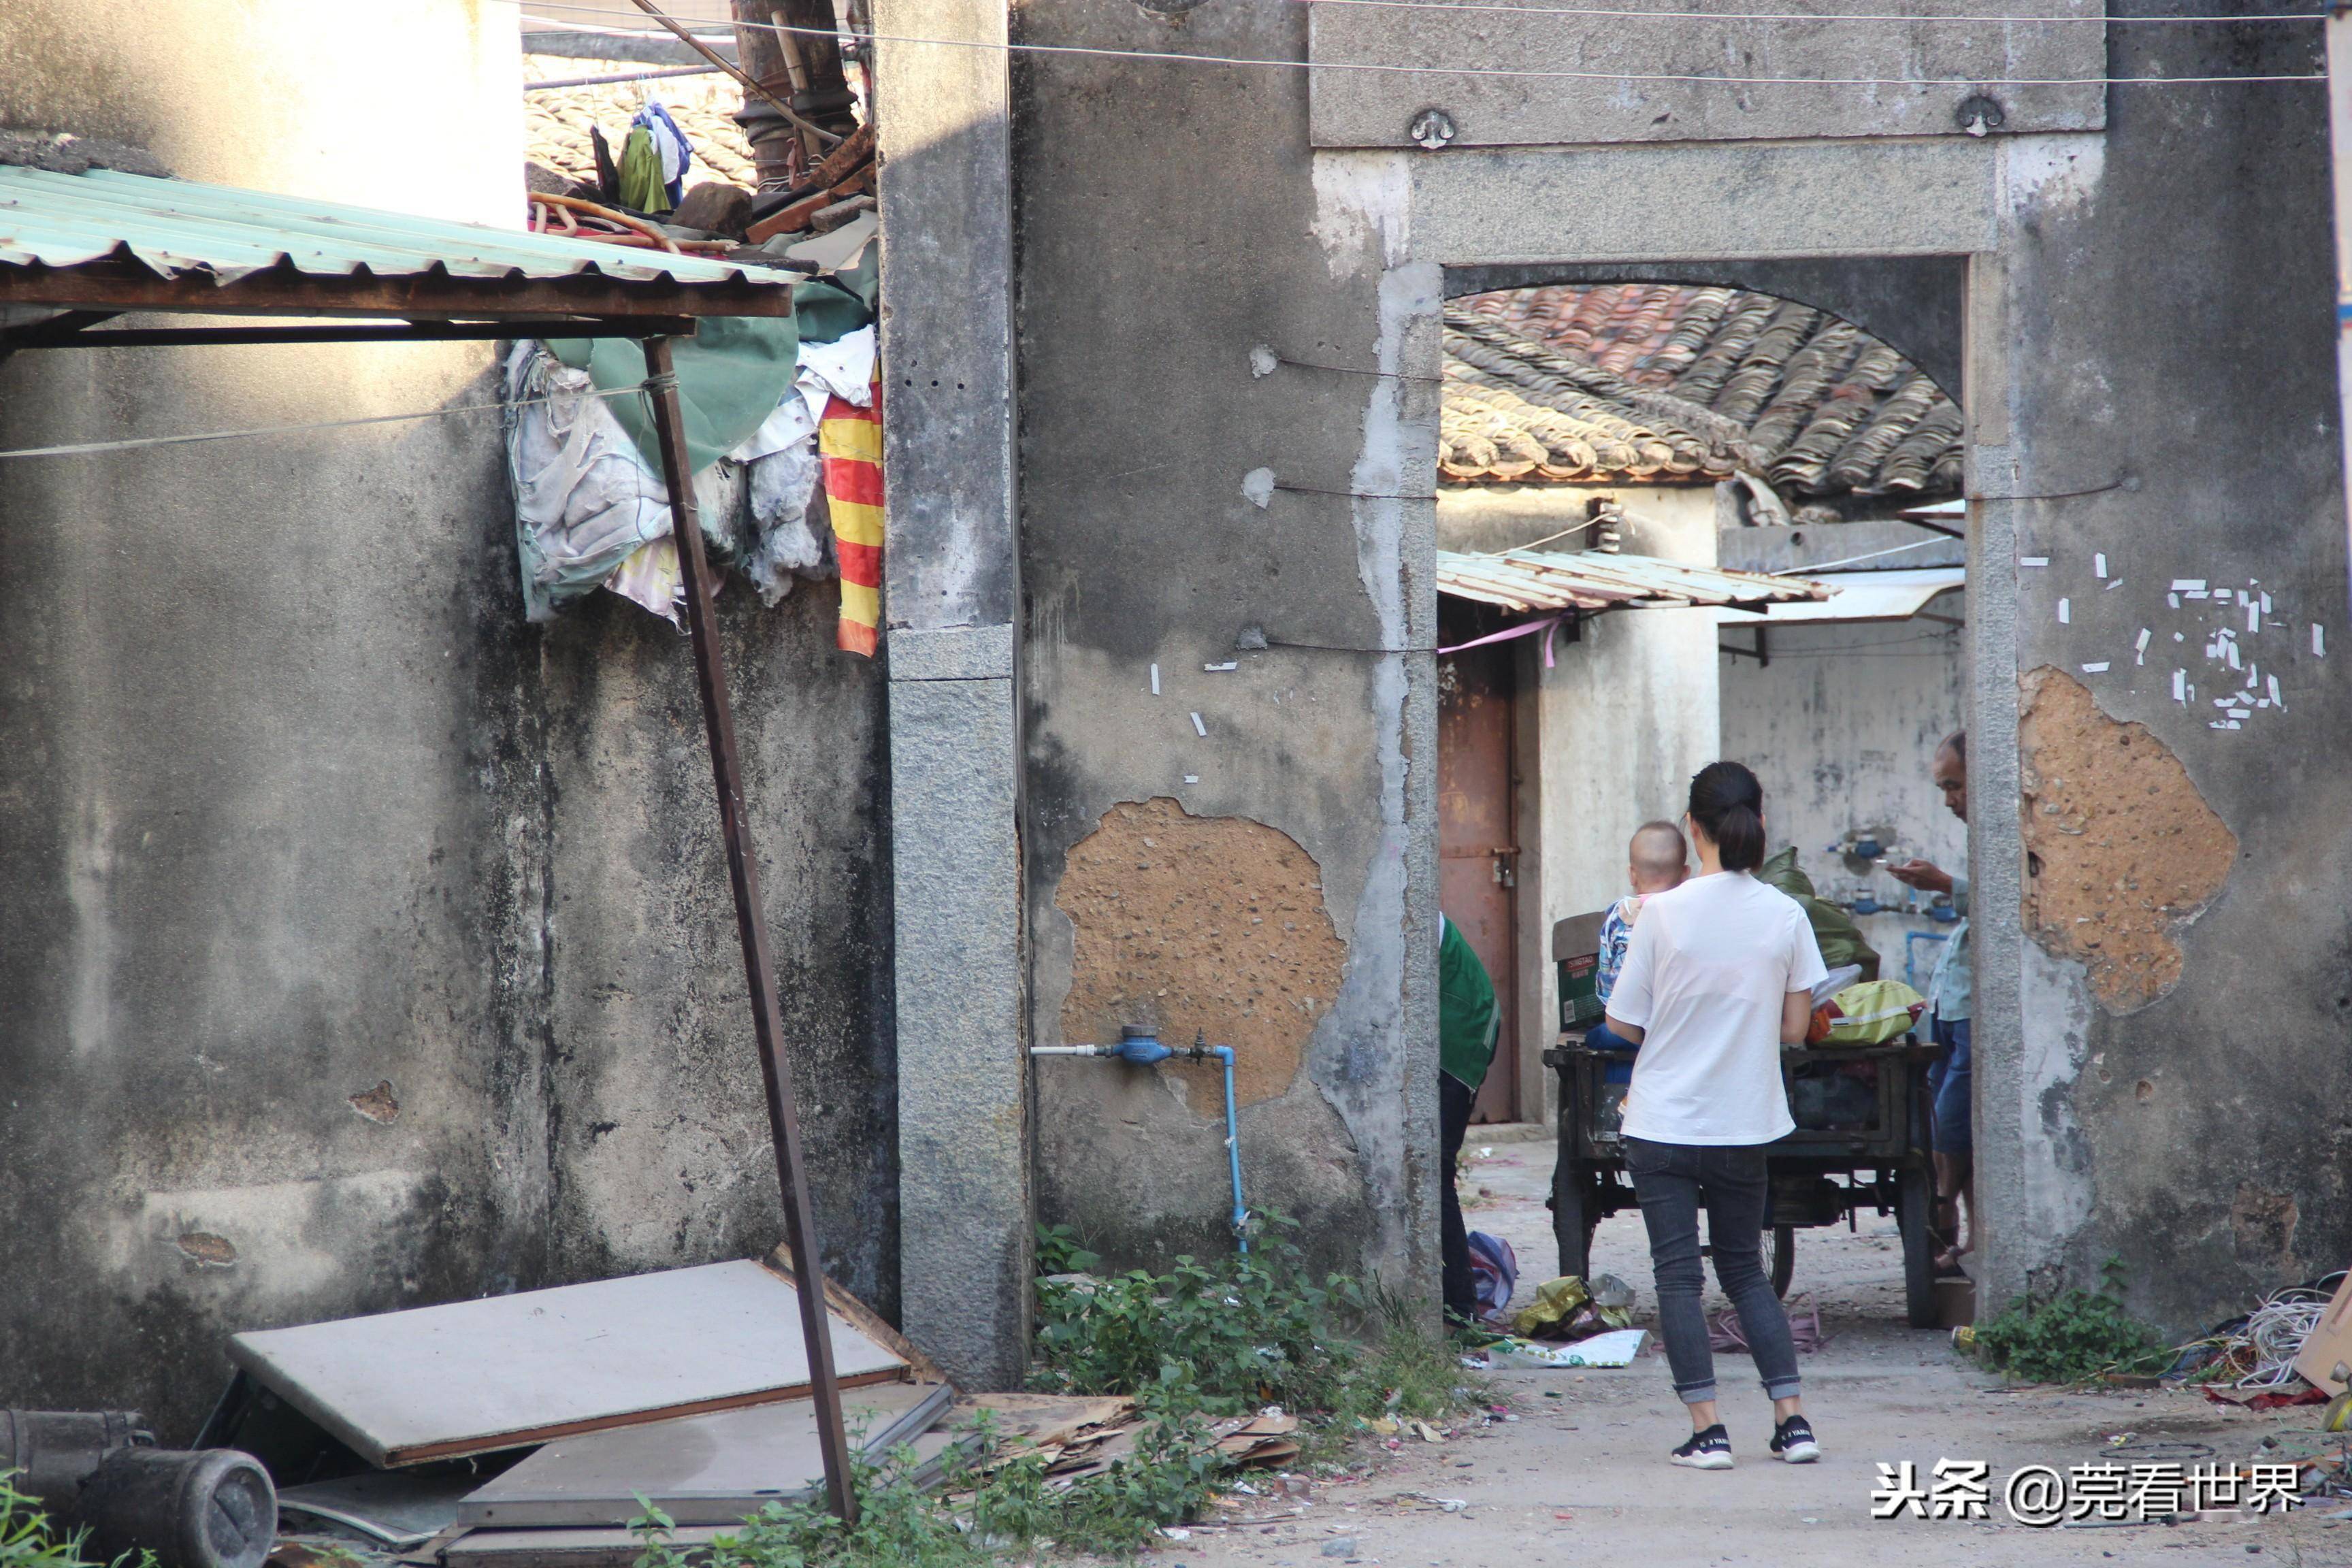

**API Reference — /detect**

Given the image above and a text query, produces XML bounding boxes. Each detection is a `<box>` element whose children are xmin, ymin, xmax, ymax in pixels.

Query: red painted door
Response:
<box><xmin>1437</xmin><ymin>640</ymin><xmax>1519</xmax><ymax>1124</ymax></box>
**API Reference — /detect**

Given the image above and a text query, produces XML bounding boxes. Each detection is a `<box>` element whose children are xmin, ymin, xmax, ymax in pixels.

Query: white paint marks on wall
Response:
<box><xmin>2225</xmin><ymin>640</ymin><xmax>2242</xmax><ymax>671</ymax></box>
<box><xmin>1183</xmin><ymin>774</ymin><xmax>1200</xmax><ymax>784</ymax></box>
<box><xmin>2080</xmin><ymin>662</ymin><xmax>2109</xmax><ymax>673</ymax></box>
<box><xmin>2171</xmin><ymin>579</ymin><xmax>2206</xmax><ymax>592</ymax></box>
<box><xmin>2106</xmin><ymin>578</ymin><xmax>2124</xmax><ymax>591</ymax></box>
<box><xmin>1189</xmin><ymin>711</ymin><xmax>1207</xmax><ymax>737</ymax></box>
<box><xmin>2268</xmin><ymin>674</ymin><xmax>2283</xmax><ymax>708</ymax></box>
<box><xmin>1204</xmin><ymin>662</ymin><xmax>1237</xmax><ymax>672</ymax></box>
<box><xmin>2247</xmin><ymin>600</ymin><xmax>2260</xmax><ymax>633</ymax></box>
<box><xmin>2021</xmin><ymin>556</ymin><xmax>2050</xmax><ymax>568</ymax></box>
<box><xmin>1149</xmin><ymin>663</ymin><xmax>1160</xmax><ymax>696</ymax></box>
<box><xmin>1307</xmin><ymin>150</ymin><xmax>1411</xmax><ymax>278</ymax></box>
<box><xmin>2057</xmin><ymin>598</ymin><xmax>2071</xmax><ymax>624</ymax></box>
<box><xmin>2094</xmin><ymin>553</ymin><xmax>2107</xmax><ymax>578</ymax></box>
<box><xmin>1241</xmin><ymin>468</ymin><xmax>1275</xmax><ymax>508</ymax></box>
<box><xmin>2314</xmin><ymin>623</ymin><xmax>2327</xmax><ymax>657</ymax></box>
<box><xmin>2168</xmin><ymin>593</ymin><xmax>2181</xmax><ymax>608</ymax></box>
<box><xmin>2134</xmin><ymin>628</ymin><xmax>2151</xmax><ymax>664</ymax></box>
<box><xmin>2172</xmin><ymin>669</ymin><xmax>2186</xmax><ymax>702</ymax></box>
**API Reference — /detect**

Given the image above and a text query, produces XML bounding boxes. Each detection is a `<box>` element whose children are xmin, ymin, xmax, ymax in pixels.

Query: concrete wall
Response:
<box><xmin>1013</xmin><ymin>0</ymin><xmax>1440</xmax><ymax>1296</ymax></box>
<box><xmin>1718</xmin><ymin>617</ymin><xmax>1971</xmax><ymax>991</ymax></box>
<box><xmin>0</xmin><ymin>2</ymin><xmax>894</xmax><ymax>1434</ymax></box>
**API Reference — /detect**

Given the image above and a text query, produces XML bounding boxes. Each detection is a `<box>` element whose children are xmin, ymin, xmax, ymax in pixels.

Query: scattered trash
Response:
<box><xmin>1320</xmin><ymin>1537</ymin><xmax>1358</xmax><ymax>1558</ymax></box>
<box><xmin>1509</xmin><ymin>1277</ymin><xmax>1631</xmax><ymax>1343</ymax></box>
<box><xmin>1465</xmin><ymin>1232</ymin><xmax>1517</xmax><ymax>1322</ymax></box>
<box><xmin>1483</xmin><ymin>1329</ymin><xmax>1648</xmax><ymax>1369</ymax></box>
<box><xmin>1712</xmin><ymin>1294</ymin><xmax>1829</xmax><ymax>1354</ymax></box>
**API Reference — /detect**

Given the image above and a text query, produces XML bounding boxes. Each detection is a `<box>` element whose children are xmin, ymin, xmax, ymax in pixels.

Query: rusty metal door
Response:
<box><xmin>1437</xmin><ymin>641</ymin><xmax>1520</xmax><ymax>1124</ymax></box>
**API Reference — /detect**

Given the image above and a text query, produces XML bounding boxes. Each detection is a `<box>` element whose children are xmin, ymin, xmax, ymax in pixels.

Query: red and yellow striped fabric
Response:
<box><xmin>819</xmin><ymin>374</ymin><xmax>883</xmax><ymax>657</ymax></box>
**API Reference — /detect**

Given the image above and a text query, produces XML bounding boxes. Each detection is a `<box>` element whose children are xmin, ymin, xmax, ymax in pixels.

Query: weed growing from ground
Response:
<box><xmin>1972</xmin><ymin>1259</ymin><xmax>2168</xmax><ymax>1384</ymax></box>
<box><xmin>1</xmin><ymin>1475</ymin><xmax>109</xmax><ymax>1568</ymax></box>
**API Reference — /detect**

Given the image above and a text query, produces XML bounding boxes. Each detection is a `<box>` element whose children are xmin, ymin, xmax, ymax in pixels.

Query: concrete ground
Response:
<box><xmin>1146</xmin><ymin>1139</ymin><xmax>2352</xmax><ymax>1568</ymax></box>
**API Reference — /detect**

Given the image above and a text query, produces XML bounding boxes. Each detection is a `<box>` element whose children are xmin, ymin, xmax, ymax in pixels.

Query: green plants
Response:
<box><xmin>1</xmin><ymin>1474</ymin><xmax>99</xmax><ymax>1568</ymax></box>
<box><xmin>1972</xmin><ymin>1260</ymin><xmax>2168</xmax><ymax>1384</ymax></box>
<box><xmin>1032</xmin><ymin>1211</ymin><xmax>1365</xmax><ymax>1417</ymax></box>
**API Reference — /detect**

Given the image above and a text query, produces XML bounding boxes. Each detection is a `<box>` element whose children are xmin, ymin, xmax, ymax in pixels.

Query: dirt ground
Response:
<box><xmin>1142</xmin><ymin>1139</ymin><xmax>2352</xmax><ymax>1568</ymax></box>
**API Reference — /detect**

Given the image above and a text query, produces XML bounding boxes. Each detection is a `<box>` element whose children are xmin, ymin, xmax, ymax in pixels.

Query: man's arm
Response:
<box><xmin>1886</xmin><ymin>858</ymin><xmax>1954</xmax><ymax>896</ymax></box>
<box><xmin>1781</xmin><ymin>988</ymin><xmax>1814</xmax><ymax>1045</ymax></box>
<box><xmin>1603</xmin><ymin>1014</ymin><xmax>1645</xmax><ymax>1046</ymax></box>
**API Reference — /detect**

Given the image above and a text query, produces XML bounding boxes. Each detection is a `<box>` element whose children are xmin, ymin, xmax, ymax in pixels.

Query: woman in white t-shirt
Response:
<box><xmin>1603</xmin><ymin>761</ymin><xmax>1827</xmax><ymax>1471</ymax></box>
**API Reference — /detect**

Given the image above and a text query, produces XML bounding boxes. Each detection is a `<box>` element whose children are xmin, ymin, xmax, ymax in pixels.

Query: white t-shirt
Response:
<box><xmin>1604</xmin><ymin>870</ymin><xmax>1828</xmax><ymax>1146</ymax></box>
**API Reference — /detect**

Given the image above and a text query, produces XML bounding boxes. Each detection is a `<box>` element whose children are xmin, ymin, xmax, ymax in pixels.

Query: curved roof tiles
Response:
<box><xmin>1441</xmin><ymin>284</ymin><xmax>1965</xmax><ymax>500</ymax></box>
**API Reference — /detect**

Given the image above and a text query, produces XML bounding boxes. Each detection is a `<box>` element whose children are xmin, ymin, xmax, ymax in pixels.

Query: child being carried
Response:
<box><xmin>1588</xmin><ymin>819</ymin><xmax>1688</xmax><ymax>1056</ymax></box>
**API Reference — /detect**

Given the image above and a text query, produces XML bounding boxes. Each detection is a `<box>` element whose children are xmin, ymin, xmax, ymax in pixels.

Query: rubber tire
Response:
<box><xmin>1766</xmin><ymin>1224</ymin><xmax>1796</xmax><ymax>1299</ymax></box>
<box><xmin>1898</xmin><ymin>1169</ymin><xmax>1939</xmax><ymax>1328</ymax></box>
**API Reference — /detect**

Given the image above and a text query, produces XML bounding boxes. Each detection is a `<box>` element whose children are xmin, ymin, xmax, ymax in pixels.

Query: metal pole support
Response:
<box><xmin>638</xmin><ymin>336</ymin><xmax>858</xmax><ymax>1524</ymax></box>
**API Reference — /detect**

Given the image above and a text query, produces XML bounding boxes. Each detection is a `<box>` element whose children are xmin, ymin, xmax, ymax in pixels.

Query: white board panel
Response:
<box><xmin>227</xmin><ymin>1261</ymin><xmax>905</xmax><ymax>1467</ymax></box>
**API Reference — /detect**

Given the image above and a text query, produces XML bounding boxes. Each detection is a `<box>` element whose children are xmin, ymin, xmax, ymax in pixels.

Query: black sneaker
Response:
<box><xmin>1770</xmin><ymin>1414</ymin><xmax>1820</xmax><ymax>1463</ymax></box>
<box><xmin>1671</xmin><ymin>1424</ymin><xmax>1734</xmax><ymax>1470</ymax></box>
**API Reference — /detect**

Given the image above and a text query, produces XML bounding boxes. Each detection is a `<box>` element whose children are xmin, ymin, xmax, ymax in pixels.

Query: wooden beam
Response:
<box><xmin>0</xmin><ymin>260</ymin><xmax>794</xmax><ymax>321</ymax></box>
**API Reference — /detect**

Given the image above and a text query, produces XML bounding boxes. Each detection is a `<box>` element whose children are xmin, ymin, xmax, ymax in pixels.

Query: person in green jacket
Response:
<box><xmin>1439</xmin><ymin>913</ymin><xmax>1499</xmax><ymax>1326</ymax></box>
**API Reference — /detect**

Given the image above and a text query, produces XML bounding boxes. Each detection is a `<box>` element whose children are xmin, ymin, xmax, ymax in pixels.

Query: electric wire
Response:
<box><xmin>1294</xmin><ymin>0</ymin><xmax>2323</xmax><ymax>25</ymax></box>
<box><xmin>510</xmin><ymin>1</ymin><xmax>2325</xmax><ymax>85</ymax></box>
<box><xmin>0</xmin><ymin>380</ymin><xmax>652</xmax><ymax>463</ymax></box>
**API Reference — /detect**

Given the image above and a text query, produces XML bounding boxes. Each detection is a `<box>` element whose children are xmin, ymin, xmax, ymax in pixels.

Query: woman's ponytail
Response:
<box><xmin>1689</xmin><ymin>761</ymin><xmax>1767</xmax><ymax>872</ymax></box>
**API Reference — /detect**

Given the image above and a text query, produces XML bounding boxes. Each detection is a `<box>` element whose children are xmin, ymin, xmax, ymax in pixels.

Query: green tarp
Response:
<box><xmin>544</xmin><ymin>254</ymin><xmax>881</xmax><ymax>475</ymax></box>
<box><xmin>1758</xmin><ymin>846</ymin><xmax>1882</xmax><ymax>982</ymax></box>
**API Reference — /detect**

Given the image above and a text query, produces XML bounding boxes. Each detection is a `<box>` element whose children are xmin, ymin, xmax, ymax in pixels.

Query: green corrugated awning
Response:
<box><xmin>0</xmin><ymin>165</ymin><xmax>798</xmax><ymax>318</ymax></box>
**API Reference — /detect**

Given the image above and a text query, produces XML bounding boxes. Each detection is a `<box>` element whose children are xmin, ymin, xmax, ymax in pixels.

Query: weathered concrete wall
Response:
<box><xmin>1718</xmin><ymin>617</ymin><xmax>1970</xmax><ymax>989</ymax></box>
<box><xmin>1965</xmin><ymin>59</ymin><xmax>2352</xmax><ymax>1323</ymax></box>
<box><xmin>0</xmin><ymin>3</ymin><xmax>894</xmax><ymax>1433</ymax></box>
<box><xmin>1015</xmin><ymin>0</ymin><xmax>1441</xmax><ymax>1296</ymax></box>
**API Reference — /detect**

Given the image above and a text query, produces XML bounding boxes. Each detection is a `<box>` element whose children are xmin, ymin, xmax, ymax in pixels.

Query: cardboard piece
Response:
<box><xmin>227</xmin><ymin>1260</ymin><xmax>908</xmax><ymax>1467</ymax></box>
<box><xmin>2292</xmin><ymin>1270</ymin><xmax>2352</xmax><ymax>1395</ymax></box>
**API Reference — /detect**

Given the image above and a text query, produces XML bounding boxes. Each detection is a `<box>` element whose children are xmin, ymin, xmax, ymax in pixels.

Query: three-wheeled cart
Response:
<box><xmin>1544</xmin><ymin>1032</ymin><xmax>1944</xmax><ymax>1328</ymax></box>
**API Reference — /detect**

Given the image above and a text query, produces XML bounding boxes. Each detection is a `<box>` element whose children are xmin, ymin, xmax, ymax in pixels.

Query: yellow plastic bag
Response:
<box><xmin>1810</xmin><ymin>979</ymin><xmax>1926</xmax><ymax>1046</ymax></box>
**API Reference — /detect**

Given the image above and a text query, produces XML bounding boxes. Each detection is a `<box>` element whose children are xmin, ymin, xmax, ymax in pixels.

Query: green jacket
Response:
<box><xmin>1439</xmin><ymin>915</ymin><xmax>1499</xmax><ymax>1090</ymax></box>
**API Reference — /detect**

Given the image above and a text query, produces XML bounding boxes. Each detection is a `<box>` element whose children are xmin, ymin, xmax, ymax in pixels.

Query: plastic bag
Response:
<box><xmin>1808</xmin><ymin>979</ymin><xmax>1927</xmax><ymax>1046</ymax></box>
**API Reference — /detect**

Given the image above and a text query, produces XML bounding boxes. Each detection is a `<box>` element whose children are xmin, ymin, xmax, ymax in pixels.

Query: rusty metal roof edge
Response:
<box><xmin>1436</xmin><ymin>547</ymin><xmax>1833</xmax><ymax>612</ymax></box>
<box><xmin>0</xmin><ymin>165</ymin><xmax>796</xmax><ymax>292</ymax></box>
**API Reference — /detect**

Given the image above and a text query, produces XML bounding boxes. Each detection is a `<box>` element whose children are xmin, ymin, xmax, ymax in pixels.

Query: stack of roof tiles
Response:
<box><xmin>1441</xmin><ymin>284</ymin><xmax>1963</xmax><ymax>500</ymax></box>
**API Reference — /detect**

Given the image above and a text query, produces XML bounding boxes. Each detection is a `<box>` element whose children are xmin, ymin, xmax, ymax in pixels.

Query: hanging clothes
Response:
<box><xmin>615</xmin><ymin>125</ymin><xmax>670</xmax><ymax>216</ymax></box>
<box><xmin>632</xmin><ymin>101</ymin><xmax>694</xmax><ymax>208</ymax></box>
<box><xmin>819</xmin><ymin>373</ymin><xmax>883</xmax><ymax>657</ymax></box>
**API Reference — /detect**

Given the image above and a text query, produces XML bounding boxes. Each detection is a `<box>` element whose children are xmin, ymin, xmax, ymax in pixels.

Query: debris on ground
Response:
<box><xmin>1711</xmin><ymin>1293</ymin><xmax>1829</xmax><ymax>1354</ymax></box>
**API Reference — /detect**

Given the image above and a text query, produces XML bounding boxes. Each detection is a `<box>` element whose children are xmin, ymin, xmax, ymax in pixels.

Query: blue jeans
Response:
<box><xmin>1625</xmin><ymin>1137</ymin><xmax>1803</xmax><ymax>1407</ymax></box>
<box><xmin>1927</xmin><ymin>1015</ymin><xmax>1972</xmax><ymax>1155</ymax></box>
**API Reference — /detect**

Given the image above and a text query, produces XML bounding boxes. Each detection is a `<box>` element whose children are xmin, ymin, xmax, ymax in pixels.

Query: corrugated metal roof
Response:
<box><xmin>1437</xmin><ymin>548</ymin><xmax>1833</xmax><ymax>614</ymax></box>
<box><xmin>1718</xmin><ymin>566</ymin><xmax>1962</xmax><ymax>625</ymax></box>
<box><xmin>0</xmin><ymin>165</ymin><xmax>789</xmax><ymax>292</ymax></box>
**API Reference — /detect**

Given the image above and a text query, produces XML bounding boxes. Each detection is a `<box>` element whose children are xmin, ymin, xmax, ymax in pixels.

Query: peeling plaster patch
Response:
<box><xmin>2019</xmin><ymin>668</ymin><xmax>2236</xmax><ymax>1012</ymax></box>
<box><xmin>2229</xmin><ymin>1183</ymin><xmax>2301</xmax><ymax>1277</ymax></box>
<box><xmin>2019</xmin><ymin>942</ymin><xmax>2097</xmax><ymax>1256</ymax></box>
<box><xmin>348</xmin><ymin>1081</ymin><xmax>399</xmax><ymax>1124</ymax></box>
<box><xmin>175</xmin><ymin>1232</ymin><xmax>237</xmax><ymax>1266</ymax></box>
<box><xmin>1056</xmin><ymin>798</ymin><xmax>1344</xmax><ymax>1109</ymax></box>
<box><xmin>1309</xmin><ymin>151</ymin><xmax>1410</xmax><ymax>277</ymax></box>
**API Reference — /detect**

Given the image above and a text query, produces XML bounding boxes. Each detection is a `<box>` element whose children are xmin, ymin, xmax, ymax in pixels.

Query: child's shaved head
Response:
<box><xmin>1629</xmin><ymin>820</ymin><xmax>1688</xmax><ymax>892</ymax></box>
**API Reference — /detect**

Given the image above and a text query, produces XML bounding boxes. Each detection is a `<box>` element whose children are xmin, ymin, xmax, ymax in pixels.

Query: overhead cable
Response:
<box><xmin>0</xmin><ymin>381</ymin><xmax>649</xmax><ymax>463</ymax></box>
<box><xmin>514</xmin><ymin>0</ymin><xmax>2325</xmax><ymax>82</ymax></box>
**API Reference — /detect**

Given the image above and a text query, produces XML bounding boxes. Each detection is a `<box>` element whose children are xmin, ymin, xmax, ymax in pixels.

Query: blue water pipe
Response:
<box><xmin>1030</xmin><ymin>1025</ymin><xmax>1249</xmax><ymax>1252</ymax></box>
<box><xmin>1904</xmin><ymin>930</ymin><xmax>1952</xmax><ymax>992</ymax></box>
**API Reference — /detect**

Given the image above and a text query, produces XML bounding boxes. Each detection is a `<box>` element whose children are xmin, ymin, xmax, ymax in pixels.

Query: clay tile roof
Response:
<box><xmin>524</xmin><ymin>54</ymin><xmax>757</xmax><ymax>194</ymax></box>
<box><xmin>1442</xmin><ymin>284</ymin><xmax>1964</xmax><ymax>500</ymax></box>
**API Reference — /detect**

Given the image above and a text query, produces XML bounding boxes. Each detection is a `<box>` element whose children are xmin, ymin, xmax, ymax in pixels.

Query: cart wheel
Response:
<box><xmin>1898</xmin><ymin>1169</ymin><xmax>1938</xmax><ymax>1328</ymax></box>
<box><xmin>1555</xmin><ymin>1169</ymin><xmax>1594</xmax><ymax>1281</ymax></box>
<box><xmin>1765</xmin><ymin>1224</ymin><xmax>1795</xmax><ymax>1299</ymax></box>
